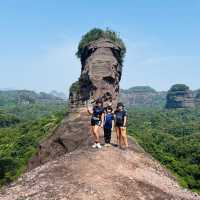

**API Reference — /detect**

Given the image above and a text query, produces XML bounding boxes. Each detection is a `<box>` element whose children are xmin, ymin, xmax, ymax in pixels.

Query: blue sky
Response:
<box><xmin>0</xmin><ymin>0</ymin><xmax>199</xmax><ymax>94</ymax></box>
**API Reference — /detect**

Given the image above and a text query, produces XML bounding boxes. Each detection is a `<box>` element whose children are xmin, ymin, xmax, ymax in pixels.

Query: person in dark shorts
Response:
<box><xmin>103</xmin><ymin>106</ymin><xmax>114</xmax><ymax>147</ymax></box>
<box><xmin>114</xmin><ymin>102</ymin><xmax>128</xmax><ymax>149</ymax></box>
<box><xmin>87</xmin><ymin>98</ymin><xmax>104</xmax><ymax>149</ymax></box>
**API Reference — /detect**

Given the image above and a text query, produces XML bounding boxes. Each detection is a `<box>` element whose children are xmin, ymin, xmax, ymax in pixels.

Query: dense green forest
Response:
<box><xmin>0</xmin><ymin>90</ymin><xmax>67</xmax><ymax>185</ymax></box>
<box><xmin>128</xmin><ymin>107</ymin><xmax>200</xmax><ymax>192</ymax></box>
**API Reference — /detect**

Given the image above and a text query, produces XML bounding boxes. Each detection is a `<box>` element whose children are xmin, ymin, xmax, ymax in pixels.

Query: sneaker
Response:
<box><xmin>104</xmin><ymin>143</ymin><xmax>111</xmax><ymax>147</ymax></box>
<box><xmin>92</xmin><ymin>143</ymin><xmax>97</xmax><ymax>148</ymax></box>
<box><xmin>96</xmin><ymin>143</ymin><xmax>102</xmax><ymax>149</ymax></box>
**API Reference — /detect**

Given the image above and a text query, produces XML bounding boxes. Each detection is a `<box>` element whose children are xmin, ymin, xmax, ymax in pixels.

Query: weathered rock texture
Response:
<box><xmin>69</xmin><ymin>81</ymin><xmax>83</xmax><ymax>110</ymax></box>
<box><xmin>27</xmin><ymin>108</ymin><xmax>92</xmax><ymax>170</ymax></box>
<box><xmin>166</xmin><ymin>84</ymin><xmax>195</xmax><ymax>109</ymax></box>
<box><xmin>70</xmin><ymin>39</ymin><xmax>123</xmax><ymax>109</ymax></box>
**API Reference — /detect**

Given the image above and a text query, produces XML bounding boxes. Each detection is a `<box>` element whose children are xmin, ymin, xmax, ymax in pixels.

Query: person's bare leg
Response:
<box><xmin>121</xmin><ymin>127</ymin><xmax>128</xmax><ymax>148</ymax></box>
<box><xmin>91</xmin><ymin>126</ymin><xmax>98</xmax><ymax>148</ymax></box>
<box><xmin>91</xmin><ymin>126</ymin><xmax>95</xmax><ymax>136</ymax></box>
<box><xmin>93</xmin><ymin>125</ymin><xmax>100</xmax><ymax>143</ymax></box>
<box><xmin>115</xmin><ymin>127</ymin><xmax>120</xmax><ymax>146</ymax></box>
<box><xmin>91</xmin><ymin>126</ymin><xmax>97</xmax><ymax>141</ymax></box>
<box><xmin>119</xmin><ymin>128</ymin><xmax>123</xmax><ymax>148</ymax></box>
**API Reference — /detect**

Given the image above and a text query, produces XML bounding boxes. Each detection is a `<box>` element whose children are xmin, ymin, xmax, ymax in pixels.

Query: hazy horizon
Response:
<box><xmin>0</xmin><ymin>1</ymin><xmax>199</xmax><ymax>93</ymax></box>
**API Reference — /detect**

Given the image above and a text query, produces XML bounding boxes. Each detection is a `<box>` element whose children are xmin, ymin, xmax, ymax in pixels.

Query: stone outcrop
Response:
<box><xmin>70</xmin><ymin>38</ymin><xmax>123</xmax><ymax>109</ymax></box>
<box><xmin>69</xmin><ymin>81</ymin><xmax>82</xmax><ymax>110</ymax></box>
<box><xmin>28</xmin><ymin>108</ymin><xmax>92</xmax><ymax>170</ymax></box>
<box><xmin>29</xmin><ymin>35</ymin><xmax>125</xmax><ymax>169</ymax></box>
<box><xmin>166</xmin><ymin>84</ymin><xmax>195</xmax><ymax>109</ymax></box>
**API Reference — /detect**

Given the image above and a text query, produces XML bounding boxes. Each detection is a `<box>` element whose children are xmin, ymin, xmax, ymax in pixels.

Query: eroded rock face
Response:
<box><xmin>74</xmin><ymin>39</ymin><xmax>122</xmax><ymax>108</ymax></box>
<box><xmin>69</xmin><ymin>81</ymin><xmax>83</xmax><ymax>110</ymax></box>
<box><xmin>166</xmin><ymin>84</ymin><xmax>195</xmax><ymax>109</ymax></box>
<box><xmin>28</xmin><ymin>108</ymin><xmax>92</xmax><ymax>170</ymax></box>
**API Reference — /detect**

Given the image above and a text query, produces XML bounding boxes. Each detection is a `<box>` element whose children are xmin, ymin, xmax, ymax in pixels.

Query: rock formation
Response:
<box><xmin>166</xmin><ymin>84</ymin><xmax>195</xmax><ymax>109</ymax></box>
<box><xmin>69</xmin><ymin>41</ymin><xmax>122</xmax><ymax>109</ymax></box>
<box><xmin>29</xmin><ymin>30</ymin><xmax>126</xmax><ymax>168</ymax></box>
<box><xmin>27</xmin><ymin>108</ymin><xmax>92</xmax><ymax>170</ymax></box>
<box><xmin>78</xmin><ymin>38</ymin><xmax>123</xmax><ymax>108</ymax></box>
<box><xmin>69</xmin><ymin>81</ymin><xmax>82</xmax><ymax>110</ymax></box>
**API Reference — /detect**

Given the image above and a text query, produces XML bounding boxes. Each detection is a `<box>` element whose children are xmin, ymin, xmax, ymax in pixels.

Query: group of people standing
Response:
<box><xmin>87</xmin><ymin>99</ymin><xmax>128</xmax><ymax>149</ymax></box>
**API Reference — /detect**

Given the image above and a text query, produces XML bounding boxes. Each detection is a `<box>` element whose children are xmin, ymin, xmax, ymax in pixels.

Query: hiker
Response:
<box><xmin>87</xmin><ymin>98</ymin><xmax>104</xmax><ymax>149</ymax></box>
<box><xmin>114</xmin><ymin>102</ymin><xmax>128</xmax><ymax>149</ymax></box>
<box><xmin>103</xmin><ymin>106</ymin><xmax>114</xmax><ymax>147</ymax></box>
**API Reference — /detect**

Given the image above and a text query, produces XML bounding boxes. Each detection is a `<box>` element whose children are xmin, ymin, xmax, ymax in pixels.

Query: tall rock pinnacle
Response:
<box><xmin>69</xmin><ymin>28</ymin><xmax>126</xmax><ymax>109</ymax></box>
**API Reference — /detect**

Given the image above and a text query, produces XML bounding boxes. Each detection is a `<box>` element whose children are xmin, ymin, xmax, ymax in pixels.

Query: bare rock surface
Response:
<box><xmin>70</xmin><ymin>39</ymin><xmax>123</xmax><ymax>109</ymax></box>
<box><xmin>27</xmin><ymin>108</ymin><xmax>92</xmax><ymax>170</ymax></box>
<box><xmin>0</xmin><ymin>108</ymin><xmax>199</xmax><ymax>200</ymax></box>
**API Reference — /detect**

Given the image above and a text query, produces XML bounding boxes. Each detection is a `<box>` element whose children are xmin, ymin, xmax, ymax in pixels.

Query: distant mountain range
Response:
<box><xmin>0</xmin><ymin>90</ymin><xmax>67</xmax><ymax>107</ymax></box>
<box><xmin>1</xmin><ymin>87</ymin><xmax>199</xmax><ymax>108</ymax></box>
<box><xmin>50</xmin><ymin>90</ymin><xmax>67</xmax><ymax>100</ymax></box>
<box><xmin>120</xmin><ymin>86</ymin><xmax>167</xmax><ymax>107</ymax></box>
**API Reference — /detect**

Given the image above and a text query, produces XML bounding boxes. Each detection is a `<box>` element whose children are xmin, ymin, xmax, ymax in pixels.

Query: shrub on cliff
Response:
<box><xmin>69</xmin><ymin>81</ymin><xmax>80</xmax><ymax>95</ymax></box>
<box><xmin>76</xmin><ymin>28</ymin><xmax>126</xmax><ymax>64</ymax></box>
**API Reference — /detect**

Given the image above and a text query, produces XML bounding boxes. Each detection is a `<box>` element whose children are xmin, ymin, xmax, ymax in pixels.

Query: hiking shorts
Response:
<box><xmin>91</xmin><ymin>118</ymin><xmax>101</xmax><ymax>126</ymax></box>
<box><xmin>115</xmin><ymin>122</ymin><xmax>124</xmax><ymax>128</ymax></box>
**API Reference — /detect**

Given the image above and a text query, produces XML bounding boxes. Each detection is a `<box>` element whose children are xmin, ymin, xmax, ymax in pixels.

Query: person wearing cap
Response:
<box><xmin>114</xmin><ymin>102</ymin><xmax>128</xmax><ymax>149</ymax></box>
<box><xmin>87</xmin><ymin>98</ymin><xmax>104</xmax><ymax>149</ymax></box>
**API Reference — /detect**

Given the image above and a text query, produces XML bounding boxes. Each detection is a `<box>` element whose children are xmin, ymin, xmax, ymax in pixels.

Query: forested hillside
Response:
<box><xmin>0</xmin><ymin>90</ymin><xmax>67</xmax><ymax>186</ymax></box>
<box><xmin>128</xmin><ymin>107</ymin><xmax>200</xmax><ymax>192</ymax></box>
<box><xmin>0</xmin><ymin>90</ymin><xmax>66</xmax><ymax>121</ymax></box>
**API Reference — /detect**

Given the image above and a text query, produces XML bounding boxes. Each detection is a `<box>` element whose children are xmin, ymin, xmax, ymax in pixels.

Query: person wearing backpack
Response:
<box><xmin>87</xmin><ymin>98</ymin><xmax>104</xmax><ymax>149</ymax></box>
<box><xmin>114</xmin><ymin>102</ymin><xmax>128</xmax><ymax>149</ymax></box>
<box><xmin>103</xmin><ymin>106</ymin><xmax>114</xmax><ymax>147</ymax></box>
